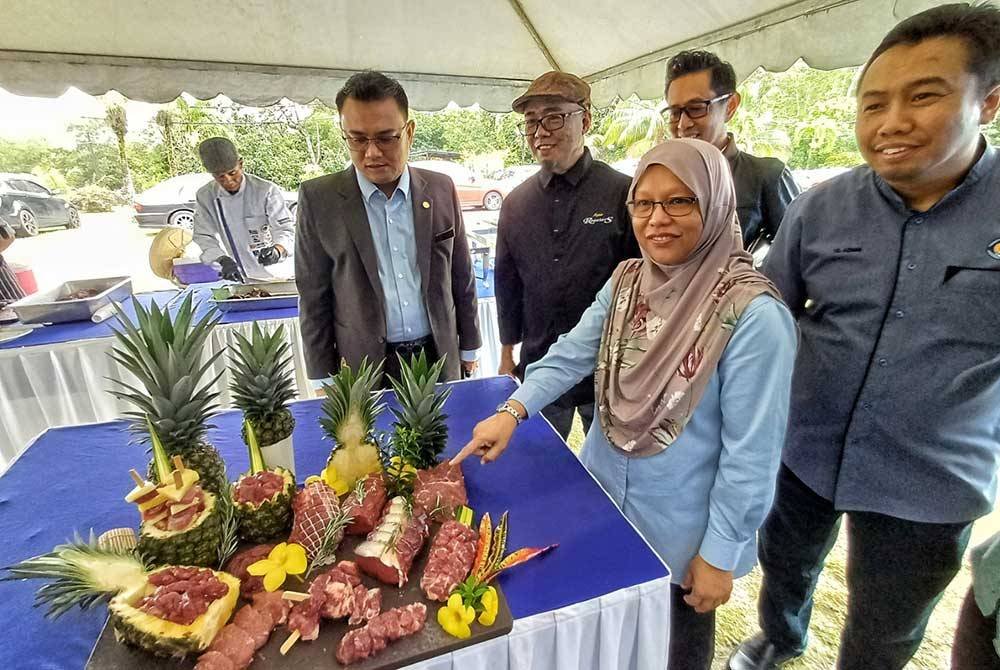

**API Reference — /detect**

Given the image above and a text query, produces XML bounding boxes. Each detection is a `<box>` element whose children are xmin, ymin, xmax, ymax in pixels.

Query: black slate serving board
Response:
<box><xmin>86</xmin><ymin>532</ymin><xmax>513</xmax><ymax>670</ymax></box>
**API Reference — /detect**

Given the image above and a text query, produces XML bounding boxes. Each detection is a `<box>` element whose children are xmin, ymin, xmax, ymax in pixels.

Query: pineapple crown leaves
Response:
<box><xmin>319</xmin><ymin>357</ymin><xmax>387</xmax><ymax>448</ymax></box>
<box><xmin>107</xmin><ymin>295</ymin><xmax>225</xmax><ymax>447</ymax></box>
<box><xmin>229</xmin><ymin>323</ymin><xmax>297</xmax><ymax>416</ymax></box>
<box><xmin>2</xmin><ymin>531</ymin><xmax>148</xmax><ymax>619</ymax></box>
<box><xmin>387</xmin><ymin>352</ymin><xmax>453</xmax><ymax>468</ymax></box>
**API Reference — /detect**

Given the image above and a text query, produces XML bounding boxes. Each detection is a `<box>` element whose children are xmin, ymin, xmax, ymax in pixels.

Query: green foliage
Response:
<box><xmin>67</xmin><ymin>184</ymin><xmax>127</xmax><ymax>212</ymax></box>
<box><xmin>412</xmin><ymin>107</ymin><xmax>529</xmax><ymax>166</ymax></box>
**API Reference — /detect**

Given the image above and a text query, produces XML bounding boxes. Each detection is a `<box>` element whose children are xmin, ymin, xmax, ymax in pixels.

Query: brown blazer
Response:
<box><xmin>294</xmin><ymin>165</ymin><xmax>481</xmax><ymax>381</ymax></box>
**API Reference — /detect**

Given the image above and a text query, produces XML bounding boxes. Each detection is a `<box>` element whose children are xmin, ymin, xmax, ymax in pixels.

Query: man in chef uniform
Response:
<box><xmin>192</xmin><ymin>137</ymin><xmax>296</xmax><ymax>281</ymax></box>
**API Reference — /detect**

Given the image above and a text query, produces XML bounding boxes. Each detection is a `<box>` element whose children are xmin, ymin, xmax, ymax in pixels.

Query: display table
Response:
<box><xmin>0</xmin><ymin>285</ymin><xmax>503</xmax><ymax>470</ymax></box>
<box><xmin>0</xmin><ymin>376</ymin><xmax>671</xmax><ymax>670</ymax></box>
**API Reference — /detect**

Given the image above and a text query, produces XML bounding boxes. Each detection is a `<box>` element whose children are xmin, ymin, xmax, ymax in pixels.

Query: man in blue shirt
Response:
<box><xmin>295</xmin><ymin>71</ymin><xmax>481</xmax><ymax>386</ymax></box>
<box><xmin>729</xmin><ymin>4</ymin><xmax>1000</xmax><ymax>670</ymax></box>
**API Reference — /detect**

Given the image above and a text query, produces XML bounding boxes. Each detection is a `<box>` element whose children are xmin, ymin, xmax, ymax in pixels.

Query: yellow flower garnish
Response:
<box><xmin>437</xmin><ymin>593</ymin><xmax>476</xmax><ymax>639</ymax></box>
<box><xmin>478</xmin><ymin>586</ymin><xmax>498</xmax><ymax>626</ymax></box>
<box><xmin>247</xmin><ymin>542</ymin><xmax>308</xmax><ymax>592</ymax></box>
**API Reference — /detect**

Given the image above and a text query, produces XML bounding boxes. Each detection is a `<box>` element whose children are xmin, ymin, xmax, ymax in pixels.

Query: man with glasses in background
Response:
<box><xmin>295</xmin><ymin>70</ymin><xmax>481</xmax><ymax>386</ymax></box>
<box><xmin>665</xmin><ymin>51</ymin><xmax>799</xmax><ymax>255</ymax></box>
<box><xmin>495</xmin><ymin>71</ymin><xmax>638</xmax><ymax>439</ymax></box>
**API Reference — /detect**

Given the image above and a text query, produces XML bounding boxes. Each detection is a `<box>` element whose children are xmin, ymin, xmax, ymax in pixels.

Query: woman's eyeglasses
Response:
<box><xmin>626</xmin><ymin>197</ymin><xmax>699</xmax><ymax>218</ymax></box>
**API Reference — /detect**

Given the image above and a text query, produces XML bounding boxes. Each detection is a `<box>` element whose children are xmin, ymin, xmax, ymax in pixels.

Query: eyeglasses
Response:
<box><xmin>517</xmin><ymin>109</ymin><xmax>584</xmax><ymax>136</ymax></box>
<box><xmin>626</xmin><ymin>197</ymin><xmax>699</xmax><ymax>218</ymax></box>
<box><xmin>663</xmin><ymin>94</ymin><xmax>733</xmax><ymax>122</ymax></box>
<box><xmin>341</xmin><ymin>125</ymin><xmax>408</xmax><ymax>152</ymax></box>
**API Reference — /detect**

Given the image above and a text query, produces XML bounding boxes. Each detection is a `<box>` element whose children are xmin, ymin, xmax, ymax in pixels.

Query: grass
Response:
<box><xmin>564</xmin><ymin>417</ymin><xmax>995</xmax><ymax>670</ymax></box>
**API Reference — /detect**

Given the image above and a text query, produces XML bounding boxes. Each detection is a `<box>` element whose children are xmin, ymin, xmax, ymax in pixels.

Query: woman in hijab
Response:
<box><xmin>453</xmin><ymin>139</ymin><xmax>797</xmax><ymax>669</ymax></box>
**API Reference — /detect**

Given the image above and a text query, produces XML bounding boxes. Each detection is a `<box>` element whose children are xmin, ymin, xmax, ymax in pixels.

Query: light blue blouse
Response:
<box><xmin>511</xmin><ymin>279</ymin><xmax>797</xmax><ymax>583</ymax></box>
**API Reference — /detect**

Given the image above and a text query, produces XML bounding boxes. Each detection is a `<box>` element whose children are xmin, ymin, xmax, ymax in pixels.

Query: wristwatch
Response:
<box><xmin>495</xmin><ymin>402</ymin><xmax>524</xmax><ymax>425</ymax></box>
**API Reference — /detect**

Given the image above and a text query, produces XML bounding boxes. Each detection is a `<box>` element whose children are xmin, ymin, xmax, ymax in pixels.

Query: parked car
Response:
<box><xmin>133</xmin><ymin>173</ymin><xmax>298</xmax><ymax>230</ymax></box>
<box><xmin>0</xmin><ymin>173</ymin><xmax>80</xmax><ymax>237</ymax></box>
<box><xmin>410</xmin><ymin>160</ymin><xmax>506</xmax><ymax>211</ymax></box>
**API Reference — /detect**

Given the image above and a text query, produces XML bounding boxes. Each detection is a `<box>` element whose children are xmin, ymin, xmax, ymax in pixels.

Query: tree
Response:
<box><xmin>154</xmin><ymin>109</ymin><xmax>178</xmax><ymax>176</ymax></box>
<box><xmin>592</xmin><ymin>97</ymin><xmax>670</xmax><ymax>161</ymax></box>
<box><xmin>105</xmin><ymin>103</ymin><xmax>135</xmax><ymax>200</ymax></box>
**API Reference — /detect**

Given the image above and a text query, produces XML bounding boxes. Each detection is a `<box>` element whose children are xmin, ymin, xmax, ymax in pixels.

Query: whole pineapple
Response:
<box><xmin>388</xmin><ymin>352</ymin><xmax>453</xmax><ymax>469</ymax></box>
<box><xmin>229</xmin><ymin>323</ymin><xmax>297</xmax><ymax>450</ymax></box>
<box><xmin>108</xmin><ymin>295</ymin><xmax>227</xmax><ymax>495</ymax></box>
<box><xmin>320</xmin><ymin>357</ymin><xmax>386</xmax><ymax>489</ymax></box>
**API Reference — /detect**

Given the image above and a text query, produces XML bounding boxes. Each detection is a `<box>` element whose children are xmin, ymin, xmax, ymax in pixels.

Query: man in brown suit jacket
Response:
<box><xmin>295</xmin><ymin>71</ymin><xmax>481</xmax><ymax>385</ymax></box>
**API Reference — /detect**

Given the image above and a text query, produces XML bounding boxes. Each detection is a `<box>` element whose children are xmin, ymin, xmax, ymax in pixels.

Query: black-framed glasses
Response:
<box><xmin>663</xmin><ymin>94</ymin><xmax>733</xmax><ymax>122</ymax></box>
<box><xmin>517</xmin><ymin>109</ymin><xmax>585</xmax><ymax>136</ymax></box>
<box><xmin>341</xmin><ymin>124</ymin><xmax>408</xmax><ymax>152</ymax></box>
<box><xmin>626</xmin><ymin>196</ymin><xmax>699</xmax><ymax>218</ymax></box>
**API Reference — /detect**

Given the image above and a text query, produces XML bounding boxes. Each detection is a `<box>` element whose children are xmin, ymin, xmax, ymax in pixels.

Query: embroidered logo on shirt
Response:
<box><xmin>583</xmin><ymin>211</ymin><xmax>614</xmax><ymax>225</ymax></box>
<box><xmin>988</xmin><ymin>238</ymin><xmax>1000</xmax><ymax>260</ymax></box>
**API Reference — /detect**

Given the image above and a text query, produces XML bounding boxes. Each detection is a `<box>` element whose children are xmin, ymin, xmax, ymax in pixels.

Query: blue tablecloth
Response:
<box><xmin>0</xmin><ymin>284</ymin><xmax>298</xmax><ymax>351</ymax></box>
<box><xmin>0</xmin><ymin>376</ymin><xmax>667</xmax><ymax>670</ymax></box>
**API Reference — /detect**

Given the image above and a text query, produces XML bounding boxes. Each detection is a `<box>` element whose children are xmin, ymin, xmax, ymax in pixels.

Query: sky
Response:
<box><xmin>0</xmin><ymin>87</ymin><xmax>165</xmax><ymax>147</ymax></box>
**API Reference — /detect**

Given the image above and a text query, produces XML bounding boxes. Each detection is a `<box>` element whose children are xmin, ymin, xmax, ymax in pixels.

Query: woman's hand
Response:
<box><xmin>451</xmin><ymin>401</ymin><xmax>525</xmax><ymax>465</ymax></box>
<box><xmin>681</xmin><ymin>554</ymin><xmax>733</xmax><ymax>614</ymax></box>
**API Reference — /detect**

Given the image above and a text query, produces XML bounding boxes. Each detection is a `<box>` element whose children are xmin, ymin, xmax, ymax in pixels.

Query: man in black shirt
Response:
<box><xmin>495</xmin><ymin>71</ymin><xmax>639</xmax><ymax>439</ymax></box>
<box><xmin>665</xmin><ymin>50</ymin><xmax>799</xmax><ymax>253</ymax></box>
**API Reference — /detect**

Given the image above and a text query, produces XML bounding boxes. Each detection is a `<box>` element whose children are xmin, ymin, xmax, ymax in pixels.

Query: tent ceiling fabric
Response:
<box><xmin>0</xmin><ymin>0</ymin><xmax>944</xmax><ymax>110</ymax></box>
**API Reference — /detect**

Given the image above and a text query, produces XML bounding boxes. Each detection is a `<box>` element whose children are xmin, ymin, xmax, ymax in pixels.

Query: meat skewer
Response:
<box><xmin>336</xmin><ymin>602</ymin><xmax>428</xmax><ymax>665</ymax></box>
<box><xmin>420</xmin><ymin>519</ymin><xmax>478</xmax><ymax>601</ymax></box>
<box><xmin>280</xmin><ymin>560</ymin><xmax>383</xmax><ymax>655</ymax></box>
<box><xmin>195</xmin><ymin>591</ymin><xmax>292</xmax><ymax>670</ymax></box>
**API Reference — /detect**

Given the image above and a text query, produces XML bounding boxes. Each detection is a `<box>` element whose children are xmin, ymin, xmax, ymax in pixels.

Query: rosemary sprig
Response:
<box><xmin>216</xmin><ymin>488</ymin><xmax>240</xmax><ymax>569</ymax></box>
<box><xmin>307</xmin><ymin>507</ymin><xmax>354</xmax><ymax>577</ymax></box>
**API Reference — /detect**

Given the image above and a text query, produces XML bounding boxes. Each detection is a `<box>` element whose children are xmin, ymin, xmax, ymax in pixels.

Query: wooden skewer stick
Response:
<box><xmin>280</xmin><ymin>630</ymin><xmax>301</xmax><ymax>656</ymax></box>
<box><xmin>128</xmin><ymin>469</ymin><xmax>145</xmax><ymax>486</ymax></box>
<box><xmin>171</xmin><ymin>456</ymin><xmax>185</xmax><ymax>487</ymax></box>
<box><xmin>281</xmin><ymin>591</ymin><xmax>310</xmax><ymax>602</ymax></box>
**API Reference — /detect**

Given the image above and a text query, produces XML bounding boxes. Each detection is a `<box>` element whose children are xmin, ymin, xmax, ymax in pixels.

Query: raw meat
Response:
<box><xmin>234</xmin><ymin>471</ymin><xmax>286</xmax><ymax>505</ymax></box>
<box><xmin>420</xmin><ymin>520</ymin><xmax>478</xmax><ymax>601</ymax></box>
<box><xmin>349</xmin><ymin>585</ymin><xmax>382</xmax><ymax>626</ymax></box>
<box><xmin>224</xmin><ymin>544</ymin><xmax>276</xmax><ymax>599</ymax></box>
<box><xmin>137</xmin><ymin>567</ymin><xmax>228</xmax><ymax>625</ymax></box>
<box><xmin>287</xmin><ymin>572</ymin><xmax>331</xmax><ymax>641</ymax></box>
<box><xmin>205</xmin><ymin>625</ymin><xmax>255</xmax><ymax>668</ymax></box>
<box><xmin>232</xmin><ymin>605</ymin><xmax>273</xmax><ymax>650</ymax></box>
<box><xmin>251</xmin><ymin>591</ymin><xmax>292</xmax><ymax>626</ymax></box>
<box><xmin>412</xmin><ymin>462</ymin><xmax>467</xmax><ymax>521</ymax></box>
<box><xmin>341</xmin><ymin>473</ymin><xmax>388</xmax><ymax>535</ymax></box>
<box><xmin>354</xmin><ymin>497</ymin><xmax>429</xmax><ymax>587</ymax></box>
<box><xmin>288</xmin><ymin>481</ymin><xmax>342</xmax><ymax>560</ymax></box>
<box><xmin>194</xmin><ymin>651</ymin><xmax>236</xmax><ymax>670</ymax></box>
<box><xmin>335</xmin><ymin>603</ymin><xmax>428</xmax><ymax>665</ymax></box>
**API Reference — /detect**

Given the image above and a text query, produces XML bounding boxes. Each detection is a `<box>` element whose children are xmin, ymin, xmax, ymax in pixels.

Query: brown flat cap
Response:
<box><xmin>512</xmin><ymin>71</ymin><xmax>591</xmax><ymax>112</ymax></box>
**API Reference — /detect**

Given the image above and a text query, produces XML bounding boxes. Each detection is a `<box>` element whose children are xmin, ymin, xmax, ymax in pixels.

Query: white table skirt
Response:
<box><xmin>404</xmin><ymin>577</ymin><xmax>671</xmax><ymax>670</ymax></box>
<box><xmin>0</xmin><ymin>299</ymin><xmax>503</xmax><ymax>471</ymax></box>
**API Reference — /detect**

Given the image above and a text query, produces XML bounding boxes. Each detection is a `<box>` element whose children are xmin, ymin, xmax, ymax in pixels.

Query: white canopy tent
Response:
<box><xmin>0</xmin><ymin>0</ymin><xmax>943</xmax><ymax>110</ymax></box>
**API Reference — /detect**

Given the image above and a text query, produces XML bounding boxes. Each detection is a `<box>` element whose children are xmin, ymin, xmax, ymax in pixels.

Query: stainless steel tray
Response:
<box><xmin>10</xmin><ymin>277</ymin><xmax>133</xmax><ymax>324</ymax></box>
<box><xmin>210</xmin><ymin>280</ymin><xmax>299</xmax><ymax>313</ymax></box>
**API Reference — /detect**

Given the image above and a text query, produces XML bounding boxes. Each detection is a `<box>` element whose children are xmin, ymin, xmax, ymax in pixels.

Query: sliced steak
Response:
<box><xmin>413</xmin><ymin>462</ymin><xmax>467</xmax><ymax>521</ymax></box>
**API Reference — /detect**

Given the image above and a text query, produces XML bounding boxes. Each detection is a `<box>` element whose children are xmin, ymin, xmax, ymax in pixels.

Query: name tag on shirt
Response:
<box><xmin>246</xmin><ymin>218</ymin><xmax>273</xmax><ymax>252</ymax></box>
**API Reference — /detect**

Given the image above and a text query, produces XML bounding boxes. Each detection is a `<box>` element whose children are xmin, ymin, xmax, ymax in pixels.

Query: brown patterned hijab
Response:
<box><xmin>595</xmin><ymin>139</ymin><xmax>781</xmax><ymax>457</ymax></box>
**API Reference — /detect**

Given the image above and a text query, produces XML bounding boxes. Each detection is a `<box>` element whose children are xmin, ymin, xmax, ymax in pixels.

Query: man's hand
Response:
<box><xmin>681</xmin><ymin>555</ymin><xmax>733</xmax><ymax>614</ymax></box>
<box><xmin>255</xmin><ymin>245</ymin><xmax>284</xmax><ymax>266</ymax></box>
<box><xmin>461</xmin><ymin>359</ymin><xmax>479</xmax><ymax>378</ymax></box>
<box><xmin>217</xmin><ymin>256</ymin><xmax>243</xmax><ymax>282</ymax></box>
<box><xmin>498</xmin><ymin>345</ymin><xmax>517</xmax><ymax>377</ymax></box>
<box><xmin>451</xmin><ymin>399</ymin><xmax>525</xmax><ymax>465</ymax></box>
